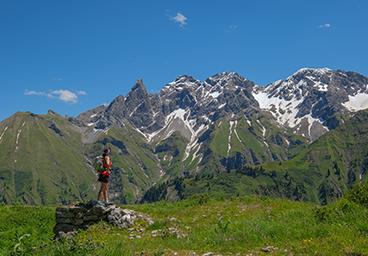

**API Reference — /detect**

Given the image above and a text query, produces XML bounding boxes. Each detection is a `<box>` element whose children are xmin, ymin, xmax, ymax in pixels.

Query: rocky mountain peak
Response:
<box><xmin>287</xmin><ymin>68</ymin><xmax>333</xmax><ymax>81</ymax></box>
<box><xmin>125</xmin><ymin>79</ymin><xmax>149</xmax><ymax>109</ymax></box>
<box><xmin>173</xmin><ymin>75</ymin><xmax>198</xmax><ymax>84</ymax></box>
<box><xmin>205</xmin><ymin>72</ymin><xmax>243</xmax><ymax>87</ymax></box>
<box><xmin>129</xmin><ymin>78</ymin><xmax>147</xmax><ymax>94</ymax></box>
<box><xmin>164</xmin><ymin>75</ymin><xmax>202</xmax><ymax>92</ymax></box>
<box><xmin>47</xmin><ymin>110</ymin><xmax>65</xmax><ymax>119</ymax></box>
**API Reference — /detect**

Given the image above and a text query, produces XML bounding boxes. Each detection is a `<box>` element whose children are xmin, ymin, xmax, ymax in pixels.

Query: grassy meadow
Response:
<box><xmin>1</xmin><ymin>182</ymin><xmax>368</xmax><ymax>256</ymax></box>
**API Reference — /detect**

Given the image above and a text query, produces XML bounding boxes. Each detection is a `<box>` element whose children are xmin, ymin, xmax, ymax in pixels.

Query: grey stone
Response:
<box><xmin>56</xmin><ymin>218</ymin><xmax>72</xmax><ymax>224</ymax></box>
<box><xmin>73</xmin><ymin>219</ymin><xmax>84</xmax><ymax>226</ymax></box>
<box><xmin>92</xmin><ymin>205</ymin><xmax>107</xmax><ymax>215</ymax></box>
<box><xmin>202</xmin><ymin>253</ymin><xmax>213</xmax><ymax>256</ymax></box>
<box><xmin>83</xmin><ymin>215</ymin><xmax>99</xmax><ymax>222</ymax></box>
<box><xmin>68</xmin><ymin>206</ymin><xmax>87</xmax><ymax>214</ymax></box>
<box><xmin>55</xmin><ymin>211</ymin><xmax>74</xmax><ymax>218</ymax></box>
<box><xmin>74</xmin><ymin>212</ymin><xmax>85</xmax><ymax>219</ymax></box>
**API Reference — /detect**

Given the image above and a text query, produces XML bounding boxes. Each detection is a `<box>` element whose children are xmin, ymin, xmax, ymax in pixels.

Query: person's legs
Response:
<box><xmin>103</xmin><ymin>183</ymin><xmax>108</xmax><ymax>202</ymax></box>
<box><xmin>97</xmin><ymin>182</ymin><xmax>107</xmax><ymax>202</ymax></box>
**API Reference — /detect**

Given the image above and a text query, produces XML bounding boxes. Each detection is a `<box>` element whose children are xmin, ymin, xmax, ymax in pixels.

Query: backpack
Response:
<box><xmin>93</xmin><ymin>155</ymin><xmax>105</xmax><ymax>173</ymax></box>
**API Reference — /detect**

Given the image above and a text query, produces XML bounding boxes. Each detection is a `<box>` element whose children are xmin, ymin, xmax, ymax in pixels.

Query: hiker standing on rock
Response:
<box><xmin>97</xmin><ymin>148</ymin><xmax>113</xmax><ymax>206</ymax></box>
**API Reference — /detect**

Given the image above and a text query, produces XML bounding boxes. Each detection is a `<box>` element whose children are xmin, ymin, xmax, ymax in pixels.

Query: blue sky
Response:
<box><xmin>1</xmin><ymin>0</ymin><xmax>367</xmax><ymax>122</ymax></box>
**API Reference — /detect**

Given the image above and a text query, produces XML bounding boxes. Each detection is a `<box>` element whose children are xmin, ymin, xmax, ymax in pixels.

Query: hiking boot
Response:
<box><xmin>97</xmin><ymin>201</ymin><xmax>105</xmax><ymax>206</ymax></box>
<box><xmin>105</xmin><ymin>201</ymin><xmax>113</xmax><ymax>206</ymax></box>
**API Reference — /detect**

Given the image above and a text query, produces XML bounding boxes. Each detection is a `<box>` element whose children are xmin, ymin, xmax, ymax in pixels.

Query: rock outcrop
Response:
<box><xmin>53</xmin><ymin>200</ymin><xmax>153</xmax><ymax>240</ymax></box>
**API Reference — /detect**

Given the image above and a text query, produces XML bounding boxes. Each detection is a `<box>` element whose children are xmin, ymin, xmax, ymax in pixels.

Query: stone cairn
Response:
<box><xmin>53</xmin><ymin>200</ymin><xmax>154</xmax><ymax>240</ymax></box>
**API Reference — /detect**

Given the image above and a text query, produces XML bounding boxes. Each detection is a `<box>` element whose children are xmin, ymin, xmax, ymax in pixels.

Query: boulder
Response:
<box><xmin>53</xmin><ymin>200</ymin><xmax>154</xmax><ymax>240</ymax></box>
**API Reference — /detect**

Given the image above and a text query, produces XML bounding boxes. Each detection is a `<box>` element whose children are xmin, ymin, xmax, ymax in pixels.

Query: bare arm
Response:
<box><xmin>105</xmin><ymin>156</ymin><xmax>111</xmax><ymax>174</ymax></box>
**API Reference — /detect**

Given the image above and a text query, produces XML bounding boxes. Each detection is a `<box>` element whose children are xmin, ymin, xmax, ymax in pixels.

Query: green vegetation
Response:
<box><xmin>0</xmin><ymin>110</ymin><xmax>311</xmax><ymax>206</ymax></box>
<box><xmin>0</xmin><ymin>111</ymin><xmax>95</xmax><ymax>205</ymax></box>
<box><xmin>141</xmin><ymin>166</ymin><xmax>323</xmax><ymax>205</ymax></box>
<box><xmin>2</xmin><ymin>184</ymin><xmax>368</xmax><ymax>255</ymax></box>
<box><xmin>142</xmin><ymin>109</ymin><xmax>368</xmax><ymax>206</ymax></box>
<box><xmin>1</xmin><ymin>108</ymin><xmax>367</xmax><ymax>207</ymax></box>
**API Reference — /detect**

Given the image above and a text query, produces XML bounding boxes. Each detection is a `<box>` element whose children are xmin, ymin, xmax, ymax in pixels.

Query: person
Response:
<box><xmin>97</xmin><ymin>148</ymin><xmax>113</xmax><ymax>206</ymax></box>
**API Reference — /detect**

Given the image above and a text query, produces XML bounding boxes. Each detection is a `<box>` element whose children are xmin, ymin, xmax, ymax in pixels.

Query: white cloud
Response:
<box><xmin>25</xmin><ymin>89</ymin><xmax>86</xmax><ymax>104</ymax></box>
<box><xmin>77</xmin><ymin>90</ymin><xmax>87</xmax><ymax>95</ymax></box>
<box><xmin>318</xmin><ymin>23</ymin><xmax>331</xmax><ymax>28</ymax></box>
<box><xmin>171</xmin><ymin>13</ymin><xmax>187</xmax><ymax>26</ymax></box>
<box><xmin>52</xmin><ymin>90</ymin><xmax>78</xmax><ymax>104</ymax></box>
<box><xmin>228</xmin><ymin>25</ymin><xmax>237</xmax><ymax>32</ymax></box>
<box><xmin>24</xmin><ymin>90</ymin><xmax>47</xmax><ymax>96</ymax></box>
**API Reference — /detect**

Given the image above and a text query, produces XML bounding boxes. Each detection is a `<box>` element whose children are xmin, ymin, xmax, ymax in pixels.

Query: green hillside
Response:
<box><xmin>0</xmin><ymin>111</ymin><xmax>163</xmax><ymax>205</ymax></box>
<box><xmin>142</xmin><ymin>110</ymin><xmax>368</xmax><ymax>205</ymax></box>
<box><xmin>185</xmin><ymin>113</ymin><xmax>309</xmax><ymax>175</ymax></box>
<box><xmin>0</xmin><ymin>111</ymin><xmax>94</xmax><ymax>205</ymax></box>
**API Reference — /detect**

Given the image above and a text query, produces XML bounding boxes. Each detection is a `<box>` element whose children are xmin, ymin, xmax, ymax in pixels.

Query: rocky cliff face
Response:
<box><xmin>253</xmin><ymin>68</ymin><xmax>368</xmax><ymax>141</ymax></box>
<box><xmin>75</xmin><ymin>68</ymin><xmax>368</xmax><ymax>144</ymax></box>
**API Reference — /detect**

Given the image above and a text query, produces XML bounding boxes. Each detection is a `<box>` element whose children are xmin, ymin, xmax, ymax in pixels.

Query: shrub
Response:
<box><xmin>314</xmin><ymin>198</ymin><xmax>359</xmax><ymax>222</ymax></box>
<box><xmin>345</xmin><ymin>181</ymin><xmax>368</xmax><ymax>207</ymax></box>
<box><xmin>185</xmin><ymin>193</ymin><xmax>211</xmax><ymax>206</ymax></box>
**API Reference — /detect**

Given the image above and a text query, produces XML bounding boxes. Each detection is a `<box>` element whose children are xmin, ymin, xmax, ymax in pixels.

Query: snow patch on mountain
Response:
<box><xmin>183</xmin><ymin>122</ymin><xmax>208</xmax><ymax>162</ymax></box>
<box><xmin>93</xmin><ymin>127</ymin><xmax>109</xmax><ymax>135</ymax></box>
<box><xmin>189</xmin><ymin>142</ymin><xmax>203</xmax><ymax>165</ymax></box>
<box><xmin>134</xmin><ymin>106</ymin><xmax>209</xmax><ymax>160</ymax></box>
<box><xmin>14</xmin><ymin>122</ymin><xmax>26</xmax><ymax>163</ymax></box>
<box><xmin>256</xmin><ymin>119</ymin><xmax>275</xmax><ymax>161</ymax></box>
<box><xmin>218</xmin><ymin>103</ymin><xmax>226</xmax><ymax>109</ymax></box>
<box><xmin>142</xmin><ymin>109</ymin><xmax>189</xmax><ymax>143</ymax></box>
<box><xmin>202</xmin><ymin>115</ymin><xmax>213</xmax><ymax>124</ymax></box>
<box><xmin>252</xmin><ymin>90</ymin><xmax>304</xmax><ymax>128</ymax></box>
<box><xmin>16</xmin><ymin>130</ymin><xmax>21</xmax><ymax>146</ymax></box>
<box><xmin>208</xmin><ymin>91</ymin><xmax>221</xmax><ymax>98</ymax></box>
<box><xmin>227</xmin><ymin>121</ymin><xmax>234</xmax><ymax>157</ymax></box>
<box><xmin>313</xmin><ymin>81</ymin><xmax>328</xmax><ymax>92</ymax></box>
<box><xmin>233</xmin><ymin>121</ymin><xmax>242</xmax><ymax>144</ymax></box>
<box><xmin>342</xmin><ymin>92</ymin><xmax>368</xmax><ymax>111</ymax></box>
<box><xmin>244</xmin><ymin>116</ymin><xmax>252</xmax><ymax>126</ymax></box>
<box><xmin>0</xmin><ymin>126</ymin><xmax>8</xmax><ymax>141</ymax></box>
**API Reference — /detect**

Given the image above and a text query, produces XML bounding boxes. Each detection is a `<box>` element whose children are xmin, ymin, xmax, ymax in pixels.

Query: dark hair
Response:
<box><xmin>103</xmin><ymin>148</ymin><xmax>110</xmax><ymax>155</ymax></box>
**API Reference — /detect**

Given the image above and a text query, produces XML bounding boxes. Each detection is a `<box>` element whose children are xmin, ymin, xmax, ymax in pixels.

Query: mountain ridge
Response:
<box><xmin>1</xmin><ymin>68</ymin><xmax>368</xmax><ymax>205</ymax></box>
<box><xmin>74</xmin><ymin>68</ymin><xmax>368</xmax><ymax>145</ymax></box>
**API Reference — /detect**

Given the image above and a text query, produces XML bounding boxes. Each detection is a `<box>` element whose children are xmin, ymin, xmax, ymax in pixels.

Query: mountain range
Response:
<box><xmin>1</xmin><ymin>68</ymin><xmax>368</xmax><ymax>205</ymax></box>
